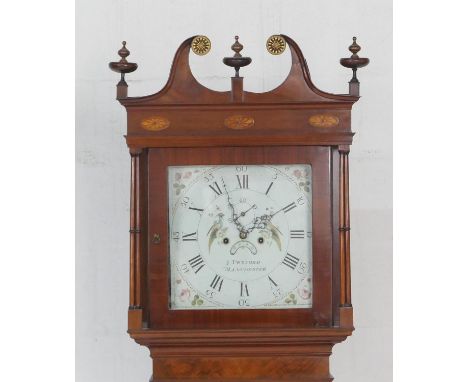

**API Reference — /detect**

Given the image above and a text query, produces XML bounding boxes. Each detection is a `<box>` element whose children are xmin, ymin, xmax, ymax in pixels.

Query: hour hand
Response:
<box><xmin>239</xmin><ymin>204</ymin><xmax>256</xmax><ymax>217</ymax></box>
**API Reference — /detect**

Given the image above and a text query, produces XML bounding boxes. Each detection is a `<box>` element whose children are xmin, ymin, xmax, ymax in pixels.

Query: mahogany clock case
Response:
<box><xmin>108</xmin><ymin>34</ymin><xmax>368</xmax><ymax>381</ymax></box>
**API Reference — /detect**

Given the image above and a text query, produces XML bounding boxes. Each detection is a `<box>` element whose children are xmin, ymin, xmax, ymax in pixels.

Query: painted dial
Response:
<box><xmin>169</xmin><ymin>165</ymin><xmax>313</xmax><ymax>309</ymax></box>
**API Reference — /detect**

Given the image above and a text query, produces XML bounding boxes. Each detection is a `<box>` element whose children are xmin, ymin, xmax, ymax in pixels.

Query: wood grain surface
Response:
<box><xmin>111</xmin><ymin>35</ymin><xmax>362</xmax><ymax>380</ymax></box>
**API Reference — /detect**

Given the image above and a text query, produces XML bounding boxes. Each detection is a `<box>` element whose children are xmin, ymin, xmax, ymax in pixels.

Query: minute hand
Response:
<box><xmin>221</xmin><ymin>178</ymin><xmax>244</xmax><ymax>232</ymax></box>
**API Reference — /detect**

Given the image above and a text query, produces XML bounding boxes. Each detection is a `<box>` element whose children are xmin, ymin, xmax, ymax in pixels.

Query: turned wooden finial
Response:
<box><xmin>109</xmin><ymin>41</ymin><xmax>138</xmax><ymax>99</ymax></box>
<box><xmin>118</xmin><ymin>41</ymin><xmax>130</xmax><ymax>61</ymax></box>
<box><xmin>231</xmin><ymin>36</ymin><xmax>243</xmax><ymax>56</ymax></box>
<box><xmin>340</xmin><ymin>37</ymin><xmax>369</xmax><ymax>96</ymax></box>
<box><xmin>349</xmin><ymin>37</ymin><xmax>361</xmax><ymax>56</ymax></box>
<box><xmin>223</xmin><ymin>36</ymin><xmax>252</xmax><ymax>78</ymax></box>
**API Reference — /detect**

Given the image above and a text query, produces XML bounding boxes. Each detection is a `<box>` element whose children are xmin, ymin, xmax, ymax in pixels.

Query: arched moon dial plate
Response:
<box><xmin>169</xmin><ymin>164</ymin><xmax>313</xmax><ymax>310</ymax></box>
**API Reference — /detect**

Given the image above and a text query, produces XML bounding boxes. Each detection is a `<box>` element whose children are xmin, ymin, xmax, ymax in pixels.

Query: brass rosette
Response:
<box><xmin>191</xmin><ymin>35</ymin><xmax>211</xmax><ymax>56</ymax></box>
<box><xmin>266</xmin><ymin>35</ymin><xmax>286</xmax><ymax>55</ymax></box>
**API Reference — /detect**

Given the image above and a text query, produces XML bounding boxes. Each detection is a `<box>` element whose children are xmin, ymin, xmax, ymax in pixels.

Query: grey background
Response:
<box><xmin>76</xmin><ymin>1</ymin><xmax>392</xmax><ymax>381</ymax></box>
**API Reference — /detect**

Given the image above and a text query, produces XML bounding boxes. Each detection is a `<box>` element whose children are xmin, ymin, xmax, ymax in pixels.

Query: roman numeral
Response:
<box><xmin>268</xmin><ymin>276</ymin><xmax>278</xmax><ymax>287</ymax></box>
<box><xmin>188</xmin><ymin>255</ymin><xmax>205</xmax><ymax>273</ymax></box>
<box><xmin>209</xmin><ymin>182</ymin><xmax>223</xmax><ymax>196</ymax></box>
<box><xmin>182</xmin><ymin>232</ymin><xmax>197</xmax><ymax>241</ymax></box>
<box><xmin>210</xmin><ymin>274</ymin><xmax>224</xmax><ymax>291</ymax></box>
<box><xmin>240</xmin><ymin>282</ymin><xmax>249</xmax><ymax>297</ymax></box>
<box><xmin>282</xmin><ymin>253</ymin><xmax>300</xmax><ymax>270</ymax></box>
<box><xmin>188</xmin><ymin>206</ymin><xmax>204</xmax><ymax>213</ymax></box>
<box><xmin>268</xmin><ymin>276</ymin><xmax>281</xmax><ymax>297</ymax></box>
<box><xmin>265</xmin><ymin>182</ymin><xmax>274</xmax><ymax>195</ymax></box>
<box><xmin>290</xmin><ymin>230</ymin><xmax>305</xmax><ymax>239</ymax></box>
<box><xmin>237</xmin><ymin>175</ymin><xmax>249</xmax><ymax>189</ymax></box>
<box><xmin>282</xmin><ymin>202</ymin><xmax>297</xmax><ymax>214</ymax></box>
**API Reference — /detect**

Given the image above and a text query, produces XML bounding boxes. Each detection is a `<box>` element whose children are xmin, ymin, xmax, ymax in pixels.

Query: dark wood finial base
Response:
<box><xmin>223</xmin><ymin>36</ymin><xmax>252</xmax><ymax>78</ymax></box>
<box><xmin>109</xmin><ymin>41</ymin><xmax>138</xmax><ymax>99</ymax></box>
<box><xmin>340</xmin><ymin>37</ymin><xmax>369</xmax><ymax>96</ymax></box>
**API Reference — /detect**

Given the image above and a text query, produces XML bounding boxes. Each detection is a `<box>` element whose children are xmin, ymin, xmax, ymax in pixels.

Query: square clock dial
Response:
<box><xmin>168</xmin><ymin>164</ymin><xmax>313</xmax><ymax>310</ymax></box>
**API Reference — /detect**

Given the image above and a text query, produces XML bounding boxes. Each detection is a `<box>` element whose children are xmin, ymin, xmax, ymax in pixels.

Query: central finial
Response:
<box><xmin>231</xmin><ymin>36</ymin><xmax>243</xmax><ymax>56</ymax></box>
<box><xmin>118</xmin><ymin>41</ymin><xmax>130</xmax><ymax>62</ymax></box>
<box><xmin>223</xmin><ymin>36</ymin><xmax>252</xmax><ymax>77</ymax></box>
<box><xmin>348</xmin><ymin>37</ymin><xmax>362</xmax><ymax>57</ymax></box>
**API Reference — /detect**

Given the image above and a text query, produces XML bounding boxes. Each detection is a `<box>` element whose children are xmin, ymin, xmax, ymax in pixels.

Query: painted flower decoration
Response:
<box><xmin>173</xmin><ymin>172</ymin><xmax>193</xmax><ymax>195</ymax></box>
<box><xmin>179</xmin><ymin>288</ymin><xmax>191</xmax><ymax>302</ymax></box>
<box><xmin>173</xmin><ymin>183</ymin><xmax>185</xmax><ymax>195</ymax></box>
<box><xmin>191</xmin><ymin>295</ymin><xmax>204</xmax><ymax>306</ymax></box>
<box><xmin>291</xmin><ymin>168</ymin><xmax>311</xmax><ymax>193</ymax></box>
<box><xmin>285</xmin><ymin>293</ymin><xmax>297</xmax><ymax>305</ymax></box>
<box><xmin>298</xmin><ymin>278</ymin><xmax>312</xmax><ymax>300</ymax></box>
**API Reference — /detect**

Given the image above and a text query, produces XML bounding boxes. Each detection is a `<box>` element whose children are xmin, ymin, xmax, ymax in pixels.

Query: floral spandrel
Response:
<box><xmin>172</xmin><ymin>268</ymin><xmax>218</xmax><ymax>309</ymax></box>
<box><xmin>284</xmin><ymin>277</ymin><xmax>312</xmax><ymax>305</ymax></box>
<box><xmin>297</xmin><ymin>277</ymin><xmax>312</xmax><ymax>300</ymax></box>
<box><xmin>172</xmin><ymin>171</ymin><xmax>193</xmax><ymax>195</ymax></box>
<box><xmin>285</xmin><ymin>293</ymin><xmax>297</xmax><ymax>305</ymax></box>
<box><xmin>292</xmin><ymin>168</ymin><xmax>311</xmax><ymax>193</ymax></box>
<box><xmin>191</xmin><ymin>295</ymin><xmax>204</xmax><ymax>306</ymax></box>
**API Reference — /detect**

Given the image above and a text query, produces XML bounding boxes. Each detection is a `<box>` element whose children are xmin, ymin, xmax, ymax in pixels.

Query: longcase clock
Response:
<box><xmin>109</xmin><ymin>34</ymin><xmax>369</xmax><ymax>381</ymax></box>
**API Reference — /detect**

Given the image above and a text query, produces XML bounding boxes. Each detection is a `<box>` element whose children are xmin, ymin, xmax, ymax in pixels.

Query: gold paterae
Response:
<box><xmin>308</xmin><ymin>114</ymin><xmax>340</xmax><ymax>128</ymax></box>
<box><xmin>266</xmin><ymin>35</ymin><xmax>286</xmax><ymax>55</ymax></box>
<box><xmin>191</xmin><ymin>35</ymin><xmax>211</xmax><ymax>56</ymax></box>
<box><xmin>141</xmin><ymin>116</ymin><xmax>170</xmax><ymax>131</ymax></box>
<box><xmin>224</xmin><ymin>115</ymin><xmax>255</xmax><ymax>130</ymax></box>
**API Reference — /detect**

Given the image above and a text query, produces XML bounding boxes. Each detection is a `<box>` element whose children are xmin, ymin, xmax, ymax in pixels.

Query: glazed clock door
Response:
<box><xmin>147</xmin><ymin>146</ymin><xmax>334</xmax><ymax>329</ymax></box>
<box><xmin>168</xmin><ymin>164</ymin><xmax>313</xmax><ymax>310</ymax></box>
